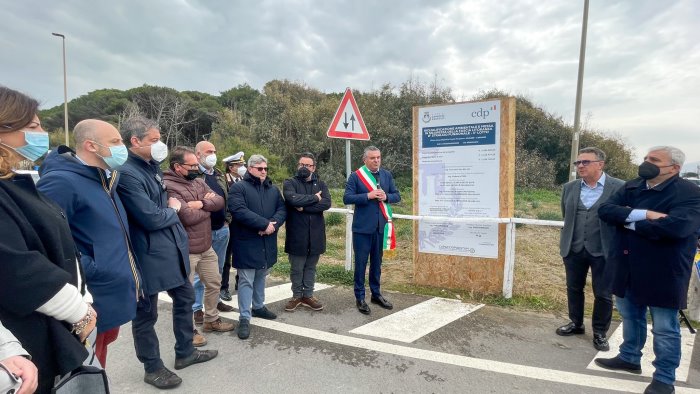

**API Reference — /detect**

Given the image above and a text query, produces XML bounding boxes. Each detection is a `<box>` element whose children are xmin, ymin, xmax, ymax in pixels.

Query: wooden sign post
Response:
<box><xmin>412</xmin><ymin>97</ymin><xmax>515</xmax><ymax>293</ymax></box>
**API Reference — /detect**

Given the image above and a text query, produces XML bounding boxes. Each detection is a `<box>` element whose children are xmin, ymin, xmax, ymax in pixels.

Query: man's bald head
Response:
<box><xmin>73</xmin><ymin>119</ymin><xmax>124</xmax><ymax>169</ymax></box>
<box><xmin>195</xmin><ymin>140</ymin><xmax>217</xmax><ymax>168</ymax></box>
<box><xmin>74</xmin><ymin>120</ymin><xmax>119</xmax><ymax>150</ymax></box>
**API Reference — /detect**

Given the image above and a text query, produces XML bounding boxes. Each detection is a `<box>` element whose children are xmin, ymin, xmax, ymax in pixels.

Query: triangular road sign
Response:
<box><xmin>327</xmin><ymin>88</ymin><xmax>370</xmax><ymax>140</ymax></box>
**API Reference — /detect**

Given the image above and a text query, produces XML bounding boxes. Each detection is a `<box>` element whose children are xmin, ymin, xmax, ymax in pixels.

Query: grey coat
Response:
<box><xmin>559</xmin><ymin>173</ymin><xmax>624</xmax><ymax>258</ymax></box>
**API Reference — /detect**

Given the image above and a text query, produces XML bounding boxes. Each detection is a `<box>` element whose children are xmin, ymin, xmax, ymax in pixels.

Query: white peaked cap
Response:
<box><xmin>223</xmin><ymin>151</ymin><xmax>245</xmax><ymax>164</ymax></box>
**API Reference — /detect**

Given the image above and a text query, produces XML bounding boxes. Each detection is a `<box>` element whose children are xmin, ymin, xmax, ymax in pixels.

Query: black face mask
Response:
<box><xmin>638</xmin><ymin>161</ymin><xmax>660</xmax><ymax>180</ymax></box>
<box><xmin>185</xmin><ymin>169</ymin><xmax>200</xmax><ymax>180</ymax></box>
<box><xmin>296</xmin><ymin>167</ymin><xmax>311</xmax><ymax>179</ymax></box>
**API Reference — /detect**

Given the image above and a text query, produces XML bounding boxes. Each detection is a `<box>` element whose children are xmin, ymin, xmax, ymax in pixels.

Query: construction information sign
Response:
<box><xmin>416</xmin><ymin>100</ymin><xmax>501</xmax><ymax>258</ymax></box>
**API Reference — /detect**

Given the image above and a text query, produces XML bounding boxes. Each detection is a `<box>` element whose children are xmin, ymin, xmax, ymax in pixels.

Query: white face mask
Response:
<box><xmin>237</xmin><ymin>166</ymin><xmax>247</xmax><ymax>177</ymax></box>
<box><xmin>150</xmin><ymin>141</ymin><xmax>168</xmax><ymax>162</ymax></box>
<box><xmin>203</xmin><ymin>154</ymin><xmax>217</xmax><ymax>168</ymax></box>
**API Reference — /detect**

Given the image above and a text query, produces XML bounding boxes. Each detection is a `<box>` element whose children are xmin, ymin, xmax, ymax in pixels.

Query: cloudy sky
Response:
<box><xmin>2</xmin><ymin>0</ymin><xmax>698</xmax><ymax>167</ymax></box>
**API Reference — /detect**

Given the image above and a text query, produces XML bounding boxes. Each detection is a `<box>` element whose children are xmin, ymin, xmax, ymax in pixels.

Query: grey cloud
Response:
<box><xmin>1</xmin><ymin>0</ymin><xmax>697</xmax><ymax>162</ymax></box>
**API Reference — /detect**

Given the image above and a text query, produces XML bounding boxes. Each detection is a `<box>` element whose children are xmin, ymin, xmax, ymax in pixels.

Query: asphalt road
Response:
<box><xmin>106</xmin><ymin>278</ymin><xmax>699</xmax><ymax>393</ymax></box>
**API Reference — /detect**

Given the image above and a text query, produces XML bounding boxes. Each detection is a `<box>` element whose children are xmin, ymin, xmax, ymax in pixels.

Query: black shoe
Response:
<box><xmin>594</xmin><ymin>355</ymin><xmax>642</xmax><ymax>374</ymax></box>
<box><xmin>174</xmin><ymin>349</ymin><xmax>218</xmax><ymax>370</ymax></box>
<box><xmin>556</xmin><ymin>322</ymin><xmax>585</xmax><ymax>336</ymax></box>
<box><xmin>356</xmin><ymin>299</ymin><xmax>371</xmax><ymax>315</ymax></box>
<box><xmin>644</xmin><ymin>379</ymin><xmax>675</xmax><ymax>394</ymax></box>
<box><xmin>144</xmin><ymin>367</ymin><xmax>182</xmax><ymax>389</ymax></box>
<box><xmin>217</xmin><ymin>301</ymin><xmax>234</xmax><ymax>312</ymax></box>
<box><xmin>593</xmin><ymin>333</ymin><xmax>610</xmax><ymax>351</ymax></box>
<box><xmin>370</xmin><ymin>295</ymin><xmax>393</xmax><ymax>310</ymax></box>
<box><xmin>238</xmin><ymin>318</ymin><xmax>250</xmax><ymax>339</ymax></box>
<box><xmin>220</xmin><ymin>289</ymin><xmax>232</xmax><ymax>301</ymax></box>
<box><xmin>252</xmin><ymin>306</ymin><xmax>277</xmax><ymax>320</ymax></box>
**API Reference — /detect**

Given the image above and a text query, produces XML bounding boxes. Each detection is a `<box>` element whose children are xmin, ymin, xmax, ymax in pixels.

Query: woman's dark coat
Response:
<box><xmin>0</xmin><ymin>174</ymin><xmax>87</xmax><ymax>393</ymax></box>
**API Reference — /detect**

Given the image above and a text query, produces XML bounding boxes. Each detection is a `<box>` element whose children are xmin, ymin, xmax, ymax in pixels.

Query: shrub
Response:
<box><xmin>536</xmin><ymin>210</ymin><xmax>562</xmax><ymax>221</ymax></box>
<box><xmin>325</xmin><ymin>212</ymin><xmax>344</xmax><ymax>226</ymax></box>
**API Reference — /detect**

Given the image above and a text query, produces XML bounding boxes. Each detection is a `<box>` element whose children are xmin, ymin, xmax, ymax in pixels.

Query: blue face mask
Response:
<box><xmin>13</xmin><ymin>131</ymin><xmax>50</xmax><ymax>162</ymax></box>
<box><xmin>94</xmin><ymin>142</ymin><xmax>128</xmax><ymax>169</ymax></box>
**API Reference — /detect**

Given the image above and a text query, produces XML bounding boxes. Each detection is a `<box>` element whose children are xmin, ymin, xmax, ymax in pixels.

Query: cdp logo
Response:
<box><xmin>471</xmin><ymin>105</ymin><xmax>497</xmax><ymax>119</ymax></box>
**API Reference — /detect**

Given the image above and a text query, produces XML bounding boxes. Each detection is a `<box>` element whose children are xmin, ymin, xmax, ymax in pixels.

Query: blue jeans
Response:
<box><xmin>616</xmin><ymin>295</ymin><xmax>681</xmax><ymax>385</ymax></box>
<box><xmin>192</xmin><ymin>226</ymin><xmax>230</xmax><ymax>311</ymax></box>
<box><xmin>237</xmin><ymin>268</ymin><xmax>269</xmax><ymax>320</ymax></box>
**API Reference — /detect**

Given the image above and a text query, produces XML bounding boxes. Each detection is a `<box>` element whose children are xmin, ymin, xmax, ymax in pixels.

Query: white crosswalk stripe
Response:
<box><xmin>157</xmin><ymin>282</ymin><xmax>333</xmax><ymax>308</ymax></box>
<box><xmin>349</xmin><ymin>297</ymin><xmax>483</xmax><ymax>343</ymax></box>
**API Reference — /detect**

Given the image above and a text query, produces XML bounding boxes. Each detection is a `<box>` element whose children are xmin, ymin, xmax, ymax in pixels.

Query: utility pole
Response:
<box><xmin>52</xmin><ymin>32</ymin><xmax>69</xmax><ymax>146</ymax></box>
<box><xmin>568</xmin><ymin>0</ymin><xmax>589</xmax><ymax>181</ymax></box>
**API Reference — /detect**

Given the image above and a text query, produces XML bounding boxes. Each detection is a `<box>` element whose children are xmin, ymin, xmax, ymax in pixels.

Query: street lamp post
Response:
<box><xmin>51</xmin><ymin>32</ymin><xmax>69</xmax><ymax>147</ymax></box>
<box><xmin>568</xmin><ymin>0</ymin><xmax>589</xmax><ymax>182</ymax></box>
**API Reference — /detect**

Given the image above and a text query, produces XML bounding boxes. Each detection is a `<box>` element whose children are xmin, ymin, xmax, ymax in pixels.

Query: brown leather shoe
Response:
<box><xmin>194</xmin><ymin>310</ymin><xmax>204</xmax><ymax>325</ymax></box>
<box><xmin>203</xmin><ymin>318</ymin><xmax>235</xmax><ymax>332</ymax></box>
<box><xmin>285</xmin><ymin>298</ymin><xmax>302</xmax><ymax>311</ymax></box>
<box><xmin>217</xmin><ymin>302</ymin><xmax>234</xmax><ymax>312</ymax></box>
<box><xmin>192</xmin><ymin>329</ymin><xmax>207</xmax><ymax>347</ymax></box>
<box><xmin>301</xmin><ymin>296</ymin><xmax>324</xmax><ymax>311</ymax></box>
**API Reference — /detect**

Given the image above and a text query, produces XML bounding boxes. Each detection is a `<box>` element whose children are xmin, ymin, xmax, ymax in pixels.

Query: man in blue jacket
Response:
<box><xmin>117</xmin><ymin>117</ymin><xmax>217</xmax><ymax>389</ymax></box>
<box><xmin>344</xmin><ymin>146</ymin><xmax>401</xmax><ymax>315</ymax></box>
<box><xmin>38</xmin><ymin>119</ymin><xmax>140</xmax><ymax>368</ymax></box>
<box><xmin>595</xmin><ymin>146</ymin><xmax>700</xmax><ymax>394</ymax></box>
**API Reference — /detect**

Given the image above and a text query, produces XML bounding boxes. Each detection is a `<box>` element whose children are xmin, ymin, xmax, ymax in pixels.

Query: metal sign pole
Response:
<box><xmin>345</xmin><ymin>139</ymin><xmax>353</xmax><ymax>271</ymax></box>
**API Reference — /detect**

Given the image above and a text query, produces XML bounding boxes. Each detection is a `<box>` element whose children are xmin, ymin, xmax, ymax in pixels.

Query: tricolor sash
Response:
<box><xmin>356</xmin><ymin>165</ymin><xmax>396</xmax><ymax>251</ymax></box>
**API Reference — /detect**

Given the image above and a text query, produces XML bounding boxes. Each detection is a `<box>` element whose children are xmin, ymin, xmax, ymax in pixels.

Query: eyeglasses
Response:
<box><xmin>298</xmin><ymin>163</ymin><xmax>314</xmax><ymax>168</ymax></box>
<box><xmin>573</xmin><ymin>160</ymin><xmax>602</xmax><ymax>167</ymax></box>
<box><xmin>251</xmin><ymin>166</ymin><xmax>268</xmax><ymax>172</ymax></box>
<box><xmin>180</xmin><ymin>163</ymin><xmax>199</xmax><ymax>170</ymax></box>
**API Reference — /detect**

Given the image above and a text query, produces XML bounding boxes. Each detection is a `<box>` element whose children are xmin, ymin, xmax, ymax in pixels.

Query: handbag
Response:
<box><xmin>51</xmin><ymin>330</ymin><xmax>110</xmax><ymax>394</ymax></box>
<box><xmin>0</xmin><ymin>362</ymin><xmax>22</xmax><ymax>394</ymax></box>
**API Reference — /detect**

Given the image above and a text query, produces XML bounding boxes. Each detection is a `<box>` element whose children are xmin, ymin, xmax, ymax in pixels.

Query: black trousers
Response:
<box><xmin>563</xmin><ymin>248</ymin><xmax>613</xmax><ymax>334</ymax></box>
<box><xmin>132</xmin><ymin>280</ymin><xmax>195</xmax><ymax>373</ymax></box>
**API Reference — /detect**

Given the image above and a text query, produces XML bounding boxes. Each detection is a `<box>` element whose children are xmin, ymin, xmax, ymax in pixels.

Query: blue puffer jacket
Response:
<box><xmin>38</xmin><ymin>146</ymin><xmax>143</xmax><ymax>333</ymax></box>
<box><xmin>228</xmin><ymin>172</ymin><xmax>286</xmax><ymax>269</ymax></box>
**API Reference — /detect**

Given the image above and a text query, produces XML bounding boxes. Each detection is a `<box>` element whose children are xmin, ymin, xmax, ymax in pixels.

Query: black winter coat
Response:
<box><xmin>599</xmin><ymin>176</ymin><xmax>700</xmax><ymax>309</ymax></box>
<box><xmin>283</xmin><ymin>173</ymin><xmax>331</xmax><ymax>256</ymax></box>
<box><xmin>228</xmin><ymin>173</ymin><xmax>286</xmax><ymax>269</ymax></box>
<box><xmin>117</xmin><ymin>151</ymin><xmax>190</xmax><ymax>295</ymax></box>
<box><xmin>0</xmin><ymin>175</ymin><xmax>87</xmax><ymax>393</ymax></box>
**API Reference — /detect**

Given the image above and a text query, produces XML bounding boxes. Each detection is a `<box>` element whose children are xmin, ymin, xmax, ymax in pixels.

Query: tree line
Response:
<box><xmin>39</xmin><ymin>78</ymin><xmax>638</xmax><ymax>188</ymax></box>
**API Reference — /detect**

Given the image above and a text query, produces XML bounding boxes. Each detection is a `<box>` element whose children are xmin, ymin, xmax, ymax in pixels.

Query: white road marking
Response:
<box><xmin>350</xmin><ymin>298</ymin><xmax>483</xmax><ymax>342</ymax></box>
<box><xmin>587</xmin><ymin>323</ymin><xmax>696</xmax><ymax>382</ymax></box>
<box><xmin>157</xmin><ymin>282</ymin><xmax>334</xmax><ymax>310</ymax></box>
<box><xmin>157</xmin><ymin>287</ymin><xmax>700</xmax><ymax>393</ymax></box>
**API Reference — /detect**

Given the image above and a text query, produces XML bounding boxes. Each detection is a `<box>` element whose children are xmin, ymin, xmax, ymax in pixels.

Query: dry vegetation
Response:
<box><xmin>272</xmin><ymin>187</ymin><xmax>603</xmax><ymax>314</ymax></box>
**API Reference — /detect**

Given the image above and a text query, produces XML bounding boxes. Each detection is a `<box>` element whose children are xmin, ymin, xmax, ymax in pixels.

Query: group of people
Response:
<box><xmin>557</xmin><ymin>146</ymin><xmax>700</xmax><ymax>394</ymax></box>
<box><xmin>4</xmin><ymin>82</ymin><xmax>694</xmax><ymax>394</ymax></box>
<box><xmin>0</xmin><ymin>85</ymin><xmax>402</xmax><ymax>393</ymax></box>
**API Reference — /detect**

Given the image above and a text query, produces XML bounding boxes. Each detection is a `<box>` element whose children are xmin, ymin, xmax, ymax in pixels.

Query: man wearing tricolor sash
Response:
<box><xmin>343</xmin><ymin>146</ymin><xmax>401</xmax><ymax>315</ymax></box>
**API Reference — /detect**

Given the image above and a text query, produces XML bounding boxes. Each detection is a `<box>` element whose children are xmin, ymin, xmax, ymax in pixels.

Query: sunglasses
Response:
<box><xmin>573</xmin><ymin>160</ymin><xmax>601</xmax><ymax>167</ymax></box>
<box><xmin>251</xmin><ymin>166</ymin><xmax>268</xmax><ymax>172</ymax></box>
